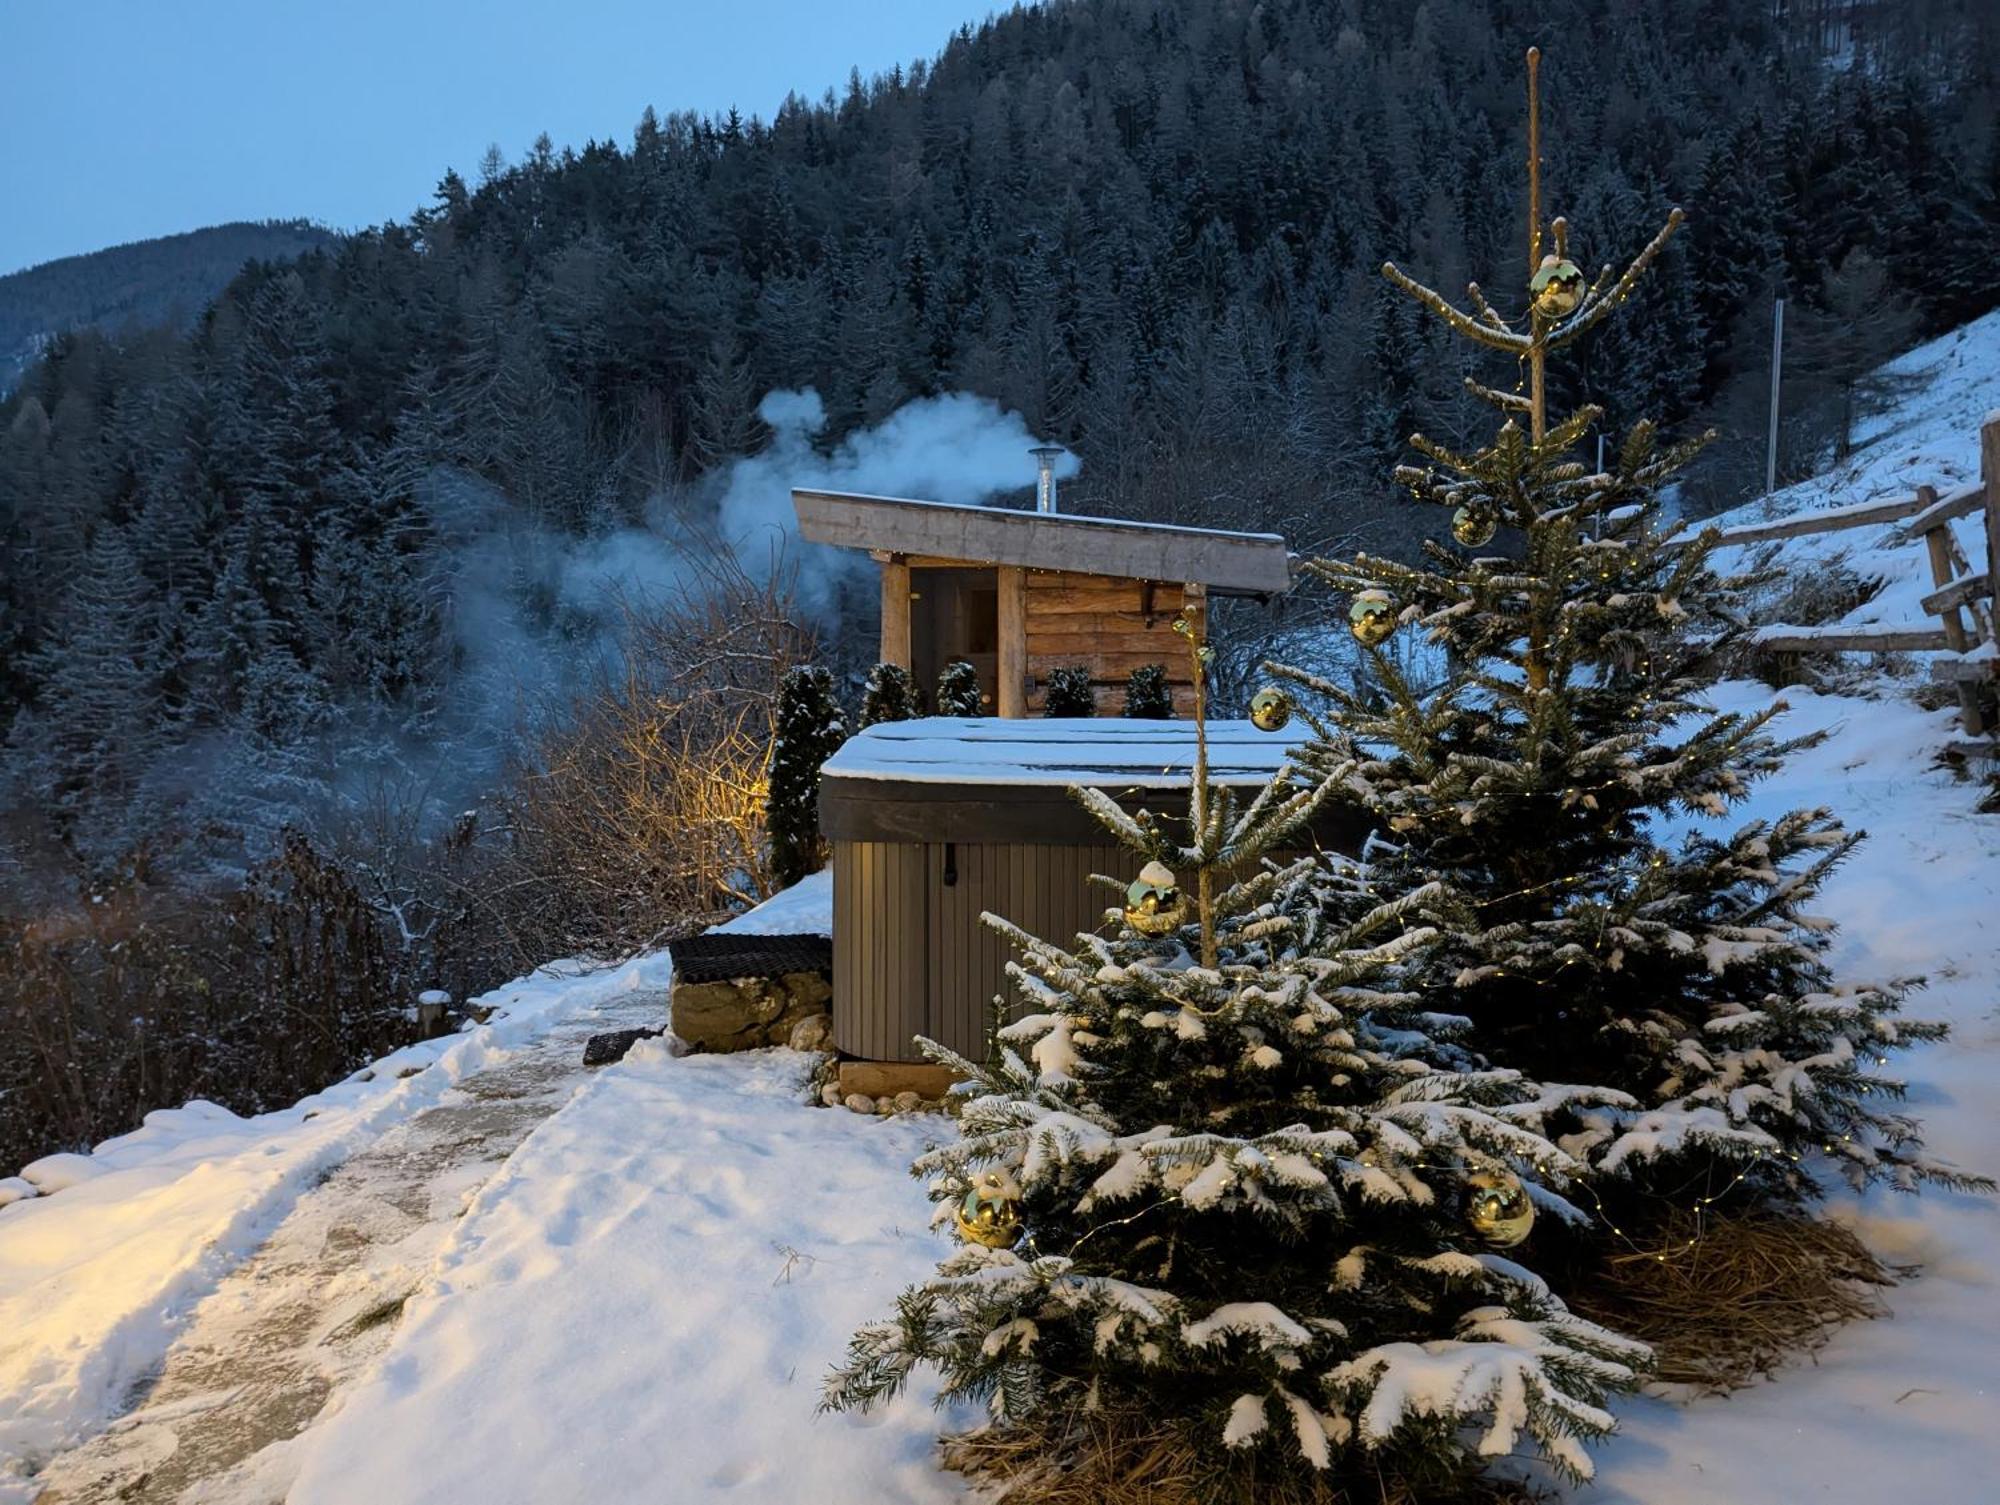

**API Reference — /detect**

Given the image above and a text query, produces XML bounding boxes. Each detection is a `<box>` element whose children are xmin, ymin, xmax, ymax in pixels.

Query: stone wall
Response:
<box><xmin>671</xmin><ymin>969</ymin><xmax>831</xmax><ymax>1052</ymax></box>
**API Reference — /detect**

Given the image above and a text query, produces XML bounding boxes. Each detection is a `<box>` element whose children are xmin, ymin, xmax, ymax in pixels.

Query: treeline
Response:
<box><xmin>0</xmin><ymin>220</ymin><xmax>338</xmax><ymax>391</ymax></box>
<box><xmin>0</xmin><ymin>0</ymin><xmax>1996</xmax><ymax>1164</ymax></box>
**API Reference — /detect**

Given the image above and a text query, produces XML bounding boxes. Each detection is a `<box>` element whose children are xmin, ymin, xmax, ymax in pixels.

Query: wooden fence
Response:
<box><xmin>1701</xmin><ymin>415</ymin><xmax>2000</xmax><ymax>742</ymax></box>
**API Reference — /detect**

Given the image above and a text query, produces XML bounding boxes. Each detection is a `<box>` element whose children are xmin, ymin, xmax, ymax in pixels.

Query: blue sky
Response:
<box><xmin>0</xmin><ymin>0</ymin><xmax>1002</xmax><ymax>275</ymax></box>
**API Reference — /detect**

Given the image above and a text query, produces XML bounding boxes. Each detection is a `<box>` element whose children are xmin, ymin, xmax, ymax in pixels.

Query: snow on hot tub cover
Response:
<box><xmin>819</xmin><ymin>716</ymin><xmax>1308</xmax><ymax>789</ymax></box>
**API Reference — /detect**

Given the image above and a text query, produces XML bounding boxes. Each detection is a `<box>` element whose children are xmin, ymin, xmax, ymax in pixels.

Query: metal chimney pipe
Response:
<box><xmin>1030</xmin><ymin>445</ymin><xmax>1064</xmax><ymax>514</ymax></box>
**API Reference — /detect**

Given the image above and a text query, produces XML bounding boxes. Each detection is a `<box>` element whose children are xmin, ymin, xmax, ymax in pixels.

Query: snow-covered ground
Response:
<box><xmin>0</xmin><ymin>956</ymin><xmax>672</xmax><ymax>1501</ymax></box>
<box><xmin>4</xmin><ymin>315</ymin><xmax>1997</xmax><ymax>1503</ymax></box>
<box><xmin>1711</xmin><ymin>308</ymin><xmax>1999</xmax><ymax>642</ymax></box>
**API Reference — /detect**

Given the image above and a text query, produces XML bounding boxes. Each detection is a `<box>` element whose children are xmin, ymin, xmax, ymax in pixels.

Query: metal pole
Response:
<box><xmin>1765</xmin><ymin>295</ymin><xmax>1785</xmax><ymax>495</ymax></box>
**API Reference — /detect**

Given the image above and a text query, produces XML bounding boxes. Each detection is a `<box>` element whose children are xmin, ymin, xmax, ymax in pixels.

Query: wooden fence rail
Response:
<box><xmin>1702</xmin><ymin>415</ymin><xmax>2000</xmax><ymax>740</ymax></box>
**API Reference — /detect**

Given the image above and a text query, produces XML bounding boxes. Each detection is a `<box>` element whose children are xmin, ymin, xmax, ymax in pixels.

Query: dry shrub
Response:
<box><xmin>941</xmin><ymin>1408</ymin><xmax>1542</xmax><ymax>1505</ymax></box>
<box><xmin>1566</xmin><ymin>1207</ymin><xmax>1897</xmax><ymax>1394</ymax></box>
<box><xmin>497</xmin><ymin>536</ymin><xmax>814</xmax><ymax>960</ymax></box>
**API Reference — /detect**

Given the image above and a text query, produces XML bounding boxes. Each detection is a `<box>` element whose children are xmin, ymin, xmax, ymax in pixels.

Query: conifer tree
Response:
<box><xmin>1123</xmin><ymin>663</ymin><xmax>1174</xmax><ymax>718</ymax></box>
<box><xmin>1042</xmin><ymin>665</ymin><xmax>1095</xmax><ymax>717</ymax></box>
<box><xmin>859</xmin><ymin>662</ymin><xmax>922</xmax><ymax>727</ymax></box>
<box><xmin>935</xmin><ymin>659</ymin><xmax>982</xmax><ymax>717</ymax></box>
<box><xmin>826</xmin><ymin>614</ymin><xmax>1649</xmax><ymax>1496</ymax></box>
<box><xmin>767</xmin><ymin>665</ymin><xmax>846</xmax><ymax>889</ymax></box>
<box><xmin>1281</xmin><ymin>50</ymin><xmax>1979</xmax><ymax>1206</ymax></box>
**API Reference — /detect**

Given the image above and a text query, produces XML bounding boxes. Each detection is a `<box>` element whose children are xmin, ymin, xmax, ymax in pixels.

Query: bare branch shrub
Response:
<box><xmin>493</xmin><ymin>534</ymin><xmax>816</xmax><ymax>960</ymax></box>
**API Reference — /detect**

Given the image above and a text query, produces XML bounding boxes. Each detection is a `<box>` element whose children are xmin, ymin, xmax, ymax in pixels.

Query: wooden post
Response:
<box><xmin>1919</xmin><ymin>485</ymin><xmax>1984</xmax><ymax>736</ymax></box>
<box><xmin>1983</xmin><ymin>416</ymin><xmax>2000</xmax><ymax>649</ymax></box>
<box><xmin>997</xmin><ymin>564</ymin><xmax>1027</xmax><ymax>718</ymax></box>
<box><xmin>879</xmin><ymin>553</ymin><xmax>912</xmax><ymax>670</ymax></box>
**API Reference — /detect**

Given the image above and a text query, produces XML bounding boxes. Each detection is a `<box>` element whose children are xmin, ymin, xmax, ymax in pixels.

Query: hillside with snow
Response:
<box><xmin>3</xmin><ymin>318</ymin><xmax>1998</xmax><ymax>1503</ymax></box>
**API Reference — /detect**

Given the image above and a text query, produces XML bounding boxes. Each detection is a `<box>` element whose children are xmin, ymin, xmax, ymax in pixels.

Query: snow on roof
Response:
<box><xmin>820</xmin><ymin>716</ymin><xmax>1306</xmax><ymax>788</ymax></box>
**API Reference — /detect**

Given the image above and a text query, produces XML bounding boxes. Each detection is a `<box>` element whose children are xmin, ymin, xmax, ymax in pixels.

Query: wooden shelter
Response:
<box><xmin>792</xmin><ymin>489</ymin><xmax>1292</xmax><ymax>716</ymax></box>
<box><xmin>819</xmin><ymin>718</ymin><xmax>1368</xmax><ymax>1069</ymax></box>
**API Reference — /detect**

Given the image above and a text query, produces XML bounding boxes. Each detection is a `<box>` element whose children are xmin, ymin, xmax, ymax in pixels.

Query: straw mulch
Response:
<box><xmin>1566</xmin><ymin>1207</ymin><xmax>1901</xmax><ymax>1393</ymax></box>
<box><xmin>942</xmin><ymin>1409</ymin><xmax>1544</xmax><ymax>1505</ymax></box>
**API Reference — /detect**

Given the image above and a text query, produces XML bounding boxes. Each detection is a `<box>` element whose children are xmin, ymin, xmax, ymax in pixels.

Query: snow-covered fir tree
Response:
<box><xmin>1042</xmin><ymin>665</ymin><xmax>1095</xmax><ymax>717</ymax></box>
<box><xmin>826</xmin><ymin>617</ymin><xmax>1649</xmax><ymax>1497</ymax></box>
<box><xmin>766</xmin><ymin>665</ymin><xmax>846</xmax><ymax>889</ymax></box>
<box><xmin>1123</xmin><ymin>663</ymin><xmax>1174</xmax><ymax>719</ymax></box>
<box><xmin>1279</xmin><ymin>57</ymin><xmax>1981</xmax><ymax>1208</ymax></box>
<box><xmin>935</xmin><ymin>659</ymin><xmax>982</xmax><ymax>717</ymax></box>
<box><xmin>860</xmin><ymin>662</ymin><xmax>922</xmax><ymax>727</ymax></box>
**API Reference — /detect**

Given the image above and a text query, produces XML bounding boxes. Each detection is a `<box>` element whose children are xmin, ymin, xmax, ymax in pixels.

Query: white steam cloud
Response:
<box><xmin>715</xmin><ymin>388</ymin><xmax>1080</xmax><ymax>612</ymax></box>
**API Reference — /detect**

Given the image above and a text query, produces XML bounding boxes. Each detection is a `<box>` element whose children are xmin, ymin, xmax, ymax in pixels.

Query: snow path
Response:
<box><xmin>0</xmin><ymin>959</ymin><xmax>670</xmax><ymax>1503</ymax></box>
<box><xmin>282</xmin><ymin>1046</ymin><xmax>968</xmax><ymax>1505</ymax></box>
<box><xmin>21</xmin><ymin>983</ymin><xmax>669</xmax><ymax>1505</ymax></box>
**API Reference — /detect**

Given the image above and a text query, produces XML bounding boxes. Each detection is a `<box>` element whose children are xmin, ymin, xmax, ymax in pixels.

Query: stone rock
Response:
<box><xmin>672</xmin><ymin>969</ymin><xmax>833</xmax><ymax>1053</ymax></box>
<box><xmin>583</xmin><ymin>1026</ymin><xmax>665</xmax><ymax>1068</ymax></box>
<box><xmin>788</xmin><ymin>1013</ymin><xmax>835</xmax><ymax>1053</ymax></box>
<box><xmin>844</xmin><ymin>1093</ymin><xmax>876</xmax><ymax>1114</ymax></box>
<box><xmin>892</xmin><ymin>1091</ymin><xmax>923</xmax><ymax>1114</ymax></box>
<box><xmin>820</xmin><ymin>1081</ymin><xmax>845</xmax><ymax>1108</ymax></box>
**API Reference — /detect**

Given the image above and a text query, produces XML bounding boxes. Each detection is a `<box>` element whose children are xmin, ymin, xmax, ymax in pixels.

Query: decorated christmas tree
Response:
<box><xmin>1278</xmin><ymin>50</ymin><xmax>1979</xmax><ymax>1213</ymax></box>
<box><xmin>825</xmin><ymin>615</ymin><xmax>1648</xmax><ymax>1499</ymax></box>
<box><xmin>766</xmin><ymin>665</ymin><xmax>846</xmax><ymax>889</ymax></box>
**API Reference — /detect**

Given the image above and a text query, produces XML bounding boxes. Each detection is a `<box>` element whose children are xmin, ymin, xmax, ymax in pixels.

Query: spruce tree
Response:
<box><xmin>825</xmin><ymin>614</ymin><xmax>1648</xmax><ymax>1495</ymax></box>
<box><xmin>767</xmin><ymin>665</ymin><xmax>846</xmax><ymax>889</ymax></box>
<box><xmin>1123</xmin><ymin>663</ymin><xmax>1174</xmax><ymax>719</ymax></box>
<box><xmin>935</xmin><ymin>659</ymin><xmax>982</xmax><ymax>717</ymax></box>
<box><xmin>1281</xmin><ymin>50</ymin><xmax>1979</xmax><ymax>1207</ymax></box>
<box><xmin>859</xmin><ymin>662</ymin><xmax>922</xmax><ymax>727</ymax></box>
<box><xmin>1042</xmin><ymin>665</ymin><xmax>1095</xmax><ymax>717</ymax></box>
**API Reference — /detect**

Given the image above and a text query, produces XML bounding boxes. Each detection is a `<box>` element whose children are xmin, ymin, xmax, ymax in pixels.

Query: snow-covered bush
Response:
<box><xmin>1122</xmin><ymin>664</ymin><xmax>1173</xmax><ymax>719</ymax></box>
<box><xmin>861</xmin><ymin>663</ymin><xmax>923</xmax><ymax>726</ymax></box>
<box><xmin>935</xmin><ymin>660</ymin><xmax>982</xmax><ymax>717</ymax></box>
<box><xmin>1042</xmin><ymin>665</ymin><xmax>1095</xmax><ymax>717</ymax></box>
<box><xmin>767</xmin><ymin>665</ymin><xmax>847</xmax><ymax>888</ymax></box>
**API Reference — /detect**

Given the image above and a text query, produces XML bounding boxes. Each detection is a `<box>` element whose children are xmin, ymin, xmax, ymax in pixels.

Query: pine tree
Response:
<box><xmin>1042</xmin><ymin>665</ymin><xmax>1095</xmax><ymax>717</ymax></box>
<box><xmin>859</xmin><ymin>662</ymin><xmax>922</xmax><ymax>727</ymax></box>
<box><xmin>767</xmin><ymin>666</ymin><xmax>846</xmax><ymax>889</ymax></box>
<box><xmin>824</xmin><ymin>614</ymin><xmax>1648</xmax><ymax>1494</ymax></box>
<box><xmin>1281</xmin><ymin>50</ymin><xmax>1980</xmax><ymax>1208</ymax></box>
<box><xmin>1122</xmin><ymin>663</ymin><xmax>1174</xmax><ymax>719</ymax></box>
<box><xmin>934</xmin><ymin>659</ymin><xmax>982</xmax><ymax>717</ymax></box>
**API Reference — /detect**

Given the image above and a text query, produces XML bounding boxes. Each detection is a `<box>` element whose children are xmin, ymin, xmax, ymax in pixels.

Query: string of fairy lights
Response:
<box><xmin>970</xmin><ymin>1125</ymin><xmax>1816</xmax><ymax>1270</ymax></box>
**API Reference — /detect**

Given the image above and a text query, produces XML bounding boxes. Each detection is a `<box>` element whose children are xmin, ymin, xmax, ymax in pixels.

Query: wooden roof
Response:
<box><xmin>792</xmin><ymin>489</ymin><xmax>1292</xmax><ymax>596</ymax></box>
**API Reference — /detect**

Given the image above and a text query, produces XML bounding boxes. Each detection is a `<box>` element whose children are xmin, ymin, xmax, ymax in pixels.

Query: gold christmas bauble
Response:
<box><xmin>1248</xmin><ymin>685</ymin><xmax>1294</xmax><ymax>733</ymax></box>
<box><xmin>1124</xmin><ymin>860</ymin><xmax>1187</xmax><ymax>936</ymax></box>
<box><xmin>1349</xmin><ymin>589</ymin><xmax>1397</xmax><ymax>648</ymax></box>
<box><xmin>1530</xmin><ymin>254</ymin><xmax>1584</xmax><ymax>320</ymax></box>
<box><xmin>1451</xmin><ymin>504</ymin><xmax>1497</xmax><ymax>549</ymax></box>
<box><xmin>955</xmin><ymin>1168</ymin><xmax>1023</xmax><ymax>1248</ymax></box>
<box><xmin>1465</xmin><ymin>1169</ymin><xmax>1536</xmax><ymax>1248</ymax></box>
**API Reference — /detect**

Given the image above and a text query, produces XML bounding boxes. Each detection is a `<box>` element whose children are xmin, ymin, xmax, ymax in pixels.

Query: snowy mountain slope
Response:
<box><xmin>1708</xmin><ymin>308</ymin><xmax>2000</xmax><ymax>644</ymax></box>
<box><xmin>0</xmin><ymin>955</ymin><xmax>671</xmax><ymax>1499</ymax></box>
